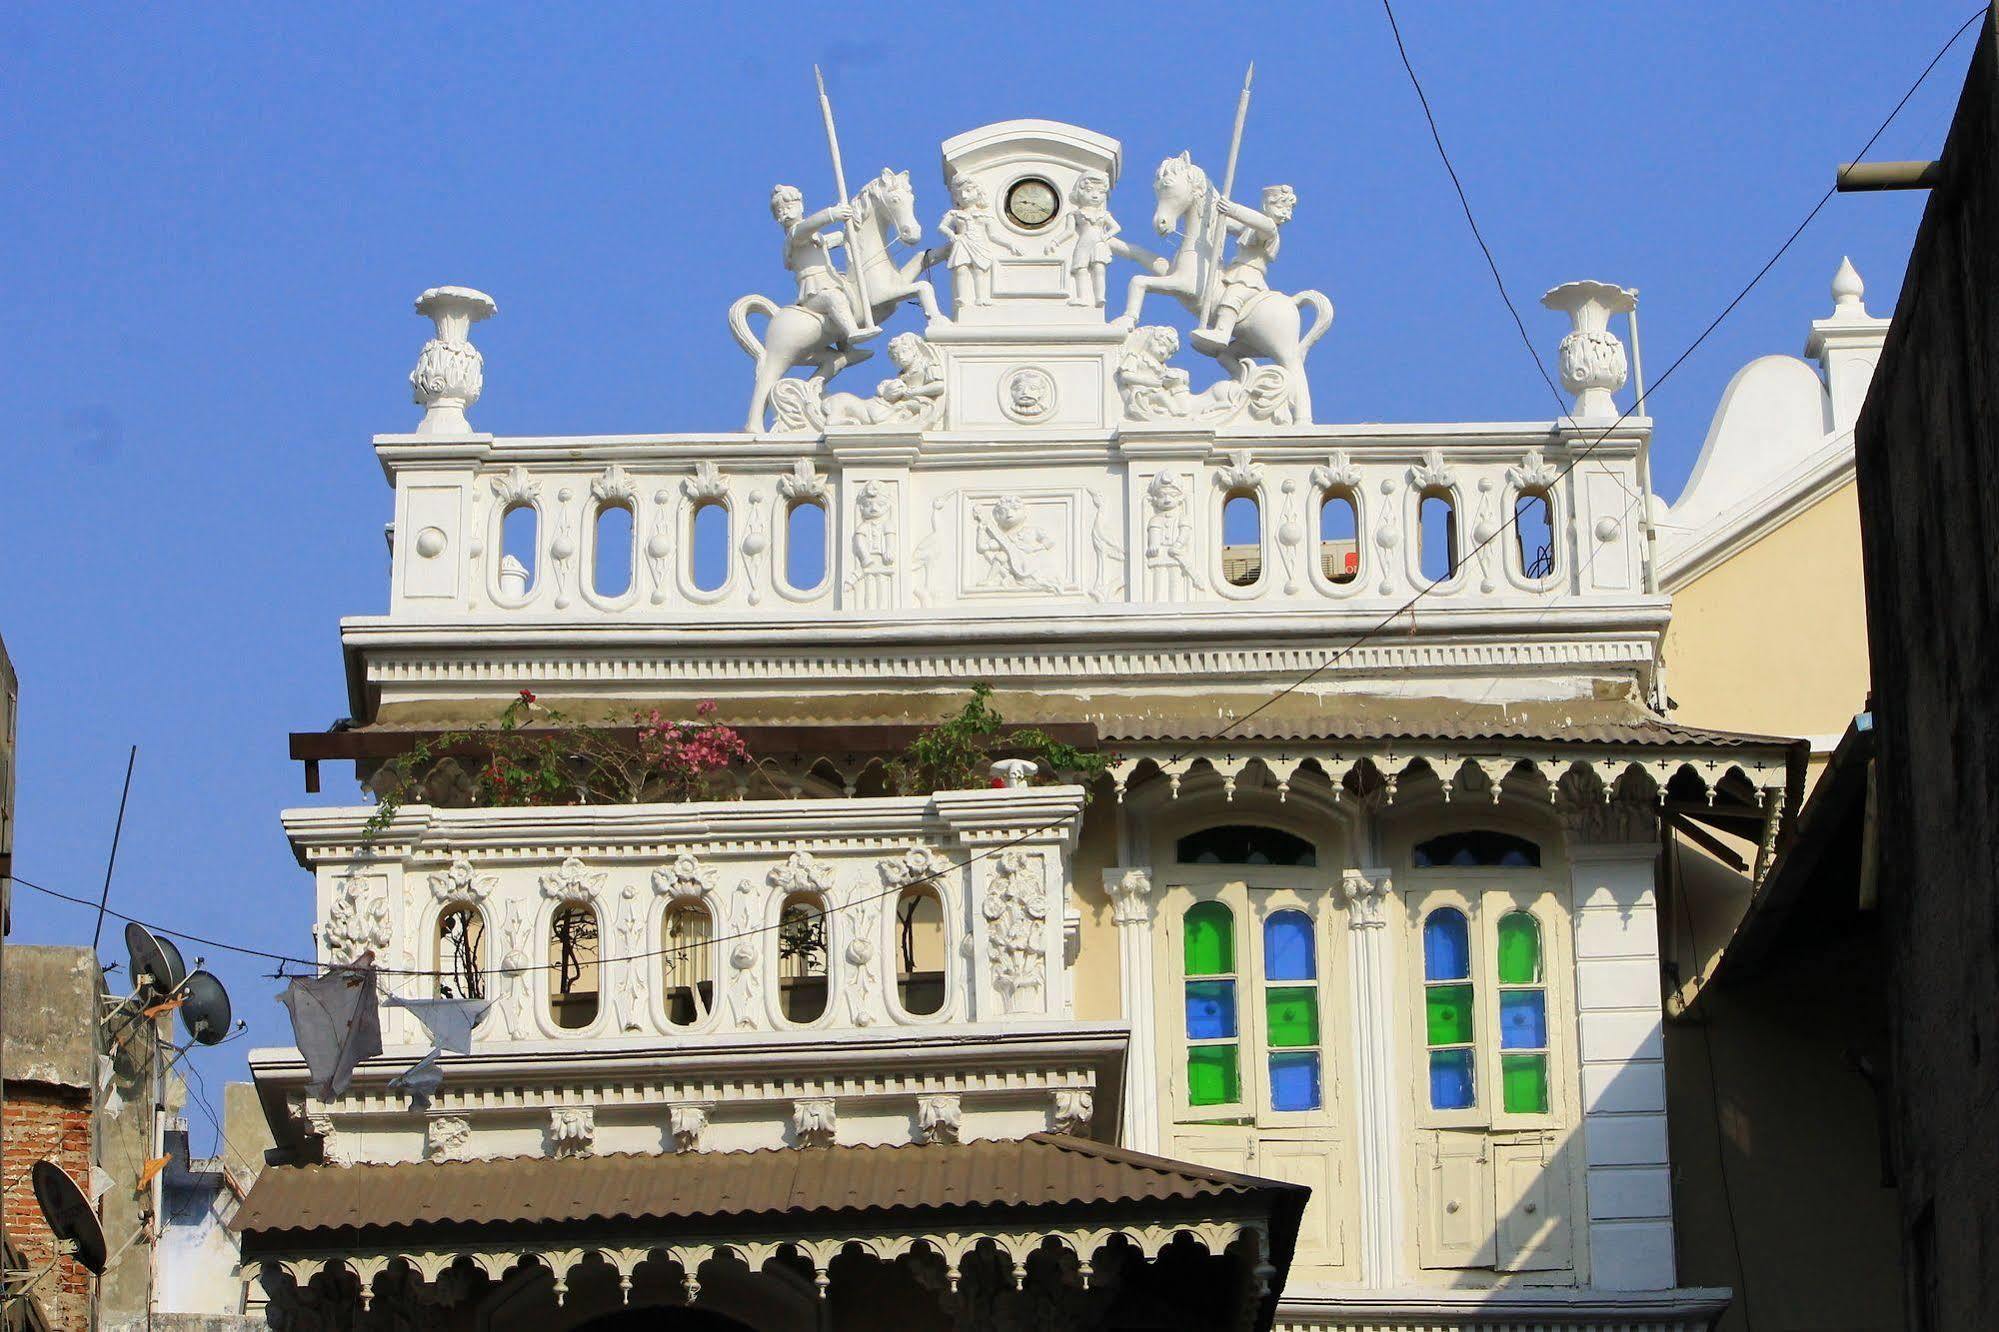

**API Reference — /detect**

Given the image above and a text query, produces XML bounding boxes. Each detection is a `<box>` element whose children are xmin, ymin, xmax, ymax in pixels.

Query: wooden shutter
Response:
<box><xmin>1416</xmin><ymin>1130</ymin><xmax>1495</xmax><ymax>1269</ymax></box>
<box><xmin>1493</xmin><ymin>1133</ymin><xmax>1572</xmax><ymax>1271</ymax></box>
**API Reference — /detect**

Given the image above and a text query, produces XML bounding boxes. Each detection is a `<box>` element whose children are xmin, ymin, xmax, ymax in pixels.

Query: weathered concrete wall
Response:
<box><xmin>1850</xmin><ymin>11</ymin><xmax>1999</xmax><ymax>1327</ymax></box>
<box><xmin>1665</xmin><ymin>926</ymin><xmax>1901</xmax><ymax>1330</ymax></box>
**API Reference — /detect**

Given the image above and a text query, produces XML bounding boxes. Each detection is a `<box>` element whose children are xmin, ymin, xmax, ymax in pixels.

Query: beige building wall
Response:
<box><xmin>1662</xmin><ymin>480</ymin><xmax>1869</xmax><ymax>744</ymax></box>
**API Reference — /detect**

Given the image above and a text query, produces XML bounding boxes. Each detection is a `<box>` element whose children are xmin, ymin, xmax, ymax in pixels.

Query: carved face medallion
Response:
<box><xmin>1004</xmin><ymin>177</ymin><xmax>1058</xmax><ymax>229</ymax></box>
<box><xmin>999</xmin><ymin>367</ymin><xmax>1056</xmax><ymax>423</ymax></box>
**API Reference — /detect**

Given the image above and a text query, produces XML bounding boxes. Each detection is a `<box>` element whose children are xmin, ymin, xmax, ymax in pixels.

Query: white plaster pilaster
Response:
<box><xmin>1104</xmin><ymin>867</ymin><xmax>1158</xmax><ymax>1153</ymax></box>
<box><xmin>1340</xmin><ymin>866</ymin><xmax>1402</xmax><ymax>1288</ymax></box>
<box><xmin>1567</xmin><ymin>839</ymin><xmax>1674</xmax><ymax>1290</ymax></box>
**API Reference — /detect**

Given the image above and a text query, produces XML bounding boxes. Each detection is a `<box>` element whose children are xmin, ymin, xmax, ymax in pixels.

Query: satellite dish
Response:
<box><xmin>123</xmin><ymin>922</ymin><xmax>185</xmax><ymax>997</ymax></box>
<box><xmin>31</xmin><ymin>1160</ymin><xmax>107</xmax><ymax>1276</ymax></box>
<box><xmin>177</xmin><ymin>971</ymin><xmax>232</xmax><ymax>1047</ymax></box>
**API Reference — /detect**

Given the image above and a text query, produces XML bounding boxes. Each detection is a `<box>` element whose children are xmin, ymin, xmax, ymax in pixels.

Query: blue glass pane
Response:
<box><xmin>1423</xmin><ymin>909</ymin><xmax>1471</xmax><ymax>981</ymax></box>
<box><xmin>1429</xmin><ymin>1049</ymin><xmax>1476</xmax><ymax>1109</ymax></box>
<box><xmin>1269</xmin><ymin>1051</ymin><xmax>1322</xmax><ymax>1111</ymax></box>
<box><xmin>1500</xmin><ymin>990</ymin><xmax>1548</xmax><ymax>1050</ymax></box>
<box><xmin>1263</xmin><ymin>911</ymin><xmax>1316</xmax><ymax>981</ymax></box>
<box><xmin>1184</xmin><ymin>979</ymin><xmax>1238</xmax><ymax>1041</ymax></box>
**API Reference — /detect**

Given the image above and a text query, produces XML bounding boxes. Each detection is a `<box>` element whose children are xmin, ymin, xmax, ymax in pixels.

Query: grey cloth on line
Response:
<box><xmin>387</xmin><ymin>1047</ymin><xmax>446</xmax><ymax>1113</ymax></box>
<box><xmin>383</xmin><ymin>996</ymin><xmax>493</xmax><ymax>1055</ymax></box>
<box><xmin>277</xmin><ymin>955</ymin><xmax>383</xmax><ymax>1101</ymax></box>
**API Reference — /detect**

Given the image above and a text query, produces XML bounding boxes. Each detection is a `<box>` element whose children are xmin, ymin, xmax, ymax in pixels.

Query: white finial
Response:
<box><xmin>498</xmin><ymin>555</ymin><xmax>529</xmax><ymax>597</ymax></box>
<box><xmin>1831</xmin><ymin>256</ymin><xmax>1866</xmax><ymax>314</ymax></box>
<box><xmin>410</xmin><ymin>286</ymin><xmax>497</xmax><ymax>435</ymax></box>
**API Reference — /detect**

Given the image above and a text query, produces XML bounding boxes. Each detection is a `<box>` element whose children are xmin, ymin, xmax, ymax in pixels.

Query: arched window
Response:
<box><xmin>1497</xmin><ymin>911</ymin><xmax>1549</xmax><ymax>1114</ymax></box>
<box><xmin>436</xmin><ymin>904</ymin><xmax>486</xmax><ymax>999</ymax></box>
<box><xmin>1419</xmin><ymin>491</ymin><xmax>1458</xmax><ymax>582</ymax></box>
<box><xmin>1221</xmin><ymin>492</ymin><xmax>1262</xmax><ymax>587</ymax></box>
<box><xmin>895</xmin><ymin>885</ymin><xmax>947</xmax><ymax>1017</ymax></box>
<box><xmin>1423</xmin><ymin>907</ymin><xmax>1475</xmax><ymax>1110</ymax></box>
<box><xmin>777</xmin><ymin>892</ymin><xmax>829</xmax><ymax>1024</ymax></box>
<box><xmin>1514</xmin><ymin>491</ymin><xmax>1554</xmax><ymax>579</ymax></box>
<box><xmin>1176</xmin><ymin>825</ymin><xmax>1317</xmax><ymax>868</ymax></box>
<box><xmin>690</xmin><ymin>501</ymin><xmax>730</xmax><ymax>592</ymax></box>
<box><xmin>501</xmin><ymin>504</ymin><xmax>537</xmax><ymax>597</ymax></box>
<box><xmin>785</xmin><ymin>499</ymin><xmax>828</xmax><ymax>593</ymax></box>
<box><xmin>548</xmin><ymin>902</ymin><xmax>600</xmax><ymax>1029</ymax></box>
<box><xmin>662</xmin><ymin>901</ymin><xmax>714</xmax><ymax>1028</ymax></box>
<box><xmin>1183</xmin><ymin>901</ymin><xmax>1240</xmax><ymax>1107</ymax></box>
<box><xmin>1263</xmin><ymin>910</ymin><xmax>1321</xmax><ymax>1111</ymax></box>
<box><xmin>1413</xmin><ymin>831</ymin><xmax>1542</xmax><ymax>868</ymax></box>
<box><xmin>593</xmin><ymin>502</ymin><xmax>634</xmax><ymax>598</ymax></box>
<box><xmin>1320</xmin><ymin>489</ymin><xmax>1359</xmax><ymax>584</ymax></box>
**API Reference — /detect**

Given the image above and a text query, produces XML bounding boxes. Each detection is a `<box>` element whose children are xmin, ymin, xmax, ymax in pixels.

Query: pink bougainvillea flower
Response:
<box><xmin>519</xmin><ymin>689</ymin><xmax>537</xmax><ymax>704</ymax></box>
<box><xmin>696</xmin><ymin>700</ymin><xmax>718</xmax><ymax>716</ymax></box>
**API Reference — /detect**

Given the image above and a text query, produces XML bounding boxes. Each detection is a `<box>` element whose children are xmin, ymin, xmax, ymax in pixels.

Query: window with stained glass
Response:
<box><xmin>1496</xmin><ymin>910</ymin><xmax>1550</xmax><ymax>1114</ymax></box>
<box><xmin>1263</xmin><ymin>910</ymin><xmax>1322</xmax><ymax>1112</ymax></box>
<box><xmin>1183</xmin><ymin>901</ymin><xmax>1240</xmax><ymax>1107</ymax></box>
<box><xmin>1423</xmin><ymin>907</ymin><xmax>1476</xmax><ymax>1110</ymax></box>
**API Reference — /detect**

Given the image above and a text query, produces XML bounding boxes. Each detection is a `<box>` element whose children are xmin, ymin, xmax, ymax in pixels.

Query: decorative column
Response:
<box><xmin>1339</xmin><ymin>867</ymin><xmax>1402</xmax><ymax>1287</ymax></box>
<box><xmin>1562</xmin><ymin>800</ymin><xmax>1675</xmax><ymax>1290</ymax></box>
<box><xmin>409</xmin><ymin>286</ymin><xmax>497</xmax><ymax>435</ymax></box>
<box><xmin>1540</xmin><ymin>281</ymin><xmax>1635</xmax><ymax>422</ymax></box>
<box><xmin>1104</xmin><ymin>867</ymin><xmax>1159</xmax><ymax>1153</ymax></box>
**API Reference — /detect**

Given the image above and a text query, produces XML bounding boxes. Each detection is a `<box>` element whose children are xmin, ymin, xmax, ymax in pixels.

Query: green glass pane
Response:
<box><xmin>1184</xmin><ymin>901</ymin><xmax>1235</xmax><ymax>977</ymax></box>
<box><xmin>1265</xmin><ymin>986</ymin><xmax>1320</xmax><ymax>1048</ymax></box>
<box><xmin>1502</xmin><ymin>1053</ymin><xmax>1549</xmax><ymax>1114</ymax></box>
<box><xmin>1496</xmin><ymin>911</ymin><xmax>1542</xmax><ymax>985</ymax></box>
<box><xmin>1425</xmin><ymin>983</ymin><xmax>1475</xmax><ymax>1047</ymax></box>
<box><xmin>1187</xmin><ymin>1044</ymin><xmax>1240</xmax><ymax>1106</ymax></box>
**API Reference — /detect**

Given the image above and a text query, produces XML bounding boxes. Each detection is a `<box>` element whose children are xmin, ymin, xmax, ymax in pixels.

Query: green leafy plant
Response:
<box><xmin>363</xmin><ymin>692</ymin><xmax>752</xmax><ymax>839</ymax></box>
<box><xmin>884</xmin><ymin>684</ymin><xmax>1108</xmax><ymax>795</ymax></box>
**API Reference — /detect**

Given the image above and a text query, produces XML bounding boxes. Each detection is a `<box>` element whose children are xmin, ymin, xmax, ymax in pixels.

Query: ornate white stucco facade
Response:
<box><xmin>237</xmin><ymin>119</ymin><xmax>1805</xmax><ymax>1332</ymax></box>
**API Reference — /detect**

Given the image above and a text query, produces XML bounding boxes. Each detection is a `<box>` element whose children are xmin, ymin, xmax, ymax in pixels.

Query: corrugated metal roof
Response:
<box><xmin>1084</xmin><ymin>698</ymin><xmax>1795</xmax><ymax>749</ymax></box>
<box><xmin>234</xmin><ymin>1134</ymin><xmax>1303</xmax><ymax>1239</ymax></box>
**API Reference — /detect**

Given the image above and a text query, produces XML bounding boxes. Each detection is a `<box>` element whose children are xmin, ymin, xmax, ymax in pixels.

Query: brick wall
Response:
<box><xmin>5</xmin><ymin>1080</ymin><xmax>95</xmax><ymax>1331</ymax></box>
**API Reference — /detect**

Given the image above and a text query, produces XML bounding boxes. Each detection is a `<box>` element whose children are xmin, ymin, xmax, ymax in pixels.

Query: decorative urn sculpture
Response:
<box><xmin>1540</xmin><ymin>281</ymin><xmax>1635</xmax><ymax>421</ymax></box>
<box><xmin>410</xmin><ymin>286</ymin><xmax>497</xmax><ymax>434</ymax></box>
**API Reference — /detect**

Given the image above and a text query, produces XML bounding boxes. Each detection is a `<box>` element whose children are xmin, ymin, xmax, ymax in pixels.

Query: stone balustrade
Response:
<box><xmin>375</xmin><ymin>423</ymin><xmax>1655</xmax><ymax>624</ymax></box>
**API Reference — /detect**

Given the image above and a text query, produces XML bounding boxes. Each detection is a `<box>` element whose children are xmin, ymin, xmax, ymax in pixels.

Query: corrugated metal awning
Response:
<box><xmin>234</xmin><ymin>1133</ymin><xmax>1303</xmax><ymax>1240</ymax></box>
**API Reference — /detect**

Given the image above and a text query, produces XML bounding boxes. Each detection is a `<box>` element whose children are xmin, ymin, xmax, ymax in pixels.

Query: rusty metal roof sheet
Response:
<box><xmin>234</xmin><ymin>1134</ymin><xmax>1304</xmax><ymax>1240</ymax></box>
<box><xmin>1084</xmin><ymin>698</ymin><xmax>1797</xmax><ymax>750</ymax></box>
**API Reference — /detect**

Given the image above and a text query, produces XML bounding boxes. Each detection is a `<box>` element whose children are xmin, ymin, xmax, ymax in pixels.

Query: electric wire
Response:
<box><xmin>6</xmin><ymin>7</ymin><xmax>1982</xmax><ymax>1004</ymax></box>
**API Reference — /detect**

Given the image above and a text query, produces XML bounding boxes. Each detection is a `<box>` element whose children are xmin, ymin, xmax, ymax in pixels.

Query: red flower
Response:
<box><xmin>519</xmin><ymin>689</ymin><xmax>537</xmax><ymax>704</ymax></box>
<box><xmin>990</xmin><ymin>776</ymin><xmax>1007</xmax><ymax>788</ymax></box>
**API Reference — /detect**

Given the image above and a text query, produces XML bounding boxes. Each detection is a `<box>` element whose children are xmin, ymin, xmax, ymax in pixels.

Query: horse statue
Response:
<box><xmin>1115</xmin><ymin>152</ymin><xmax>1333</xmax><ymax>423</ymax></box>
<box><xmin>730</xmin><ymin>168</ymin><xmax>944</xmax><ymax>433</ymax></box>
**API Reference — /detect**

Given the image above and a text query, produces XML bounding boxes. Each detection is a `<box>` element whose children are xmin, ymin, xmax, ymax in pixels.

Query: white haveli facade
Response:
<box><xmin>237</xmin><ymin>118</ymin><xmax>1798</xmax><ymax>1331</ymax></box>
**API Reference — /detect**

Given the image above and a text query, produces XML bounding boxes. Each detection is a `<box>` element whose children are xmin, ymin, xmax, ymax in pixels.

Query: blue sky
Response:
<box><xmin>0</xmin><ymin>2</ymin><xmax>1974</xmax><ymax>1131</ymax></box>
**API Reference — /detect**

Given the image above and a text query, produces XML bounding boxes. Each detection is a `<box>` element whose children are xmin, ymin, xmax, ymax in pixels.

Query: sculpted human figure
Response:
<box><xmin>847</xmin><ymin>480</ymin><xmax>896</xmax><ymax>608</ymax></box>
<box><xmin>938</xmin><ymin>175</ymin><xmax>1021</xmax><ymax>309</ymax></box>
<box><xmin>1145</xmin><ymin>471</ymin><xmax>1203</xmax><ymax>599</ymax></box>
<box><xmin>1192</xmin><ymin>184</ymin><xmax>1296</xmax><ymax>355</ymax></box>
<box><xmin>975</xmin><ymin>495</ymin><xmax>1060</xmax><ymax>592</ymax></box>
<box><xmin>861</xmin><ymin>332</ymin><xmax>944</xmax><ymax>423</ymax></box>
<box><xmin>1047</xmin><ymin>170</ymin><xmax>1120</xmax><ymax>308</ymax></box>
<box><xmin>771</xmin><ymin>184</ymin><xmax>874</xmax><ymax>351</ymax></box>
<box><xmin>1117</xmin><ymin>326</ymin><xmax>1197</xmax><ymax>418</ymax></box>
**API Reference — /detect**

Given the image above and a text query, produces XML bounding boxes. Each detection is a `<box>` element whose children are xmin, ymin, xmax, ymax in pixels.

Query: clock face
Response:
<box><xmin>1005</xmin><ymin>177</ymin><xmax>1059</xmax><ymax>229</ymax></box>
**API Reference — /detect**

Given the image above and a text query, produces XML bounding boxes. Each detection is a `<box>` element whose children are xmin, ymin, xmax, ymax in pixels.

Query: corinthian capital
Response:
<box><xmin>1340</xmin><ymin>868</ymin><xmax>1393</xmax><ymax>930</ymax></box>
<box><xmin>1103</xmin><ymin>867</ymin><xmax>1154</xmax><ymax>926</ymax></box>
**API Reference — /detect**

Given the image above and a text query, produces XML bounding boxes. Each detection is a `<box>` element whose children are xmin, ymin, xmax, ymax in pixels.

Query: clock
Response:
<box><xmin>1004</xmin><ymin>177</ymin><xmax>1059</xmax><ymax>229</ymax></box>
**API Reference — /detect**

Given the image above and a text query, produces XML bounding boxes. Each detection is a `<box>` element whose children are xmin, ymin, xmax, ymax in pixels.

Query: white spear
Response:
<box><xmin>1198</xmin><ymin>62</ymin><xmax>1256</xmax><ymax>331</ymax></box>
<box><xmin>814</xmin><ymin>65</ymin><xmax>879</xmax><ymax>339</ymax></box>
